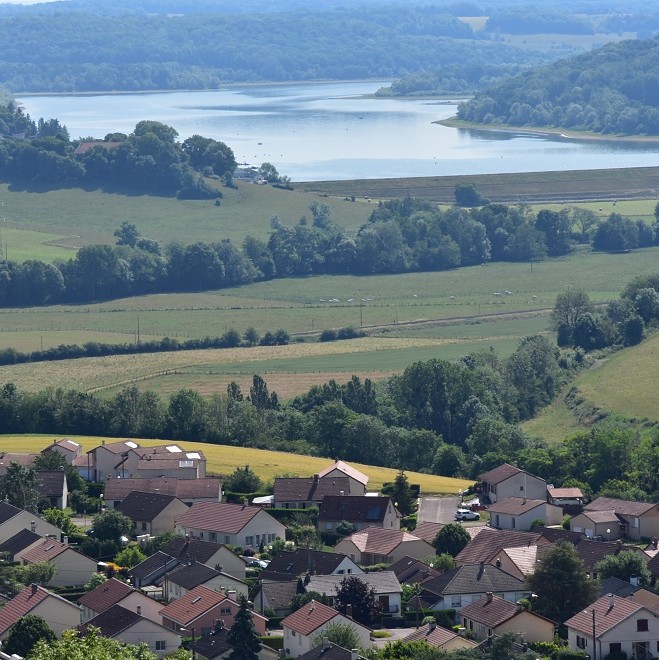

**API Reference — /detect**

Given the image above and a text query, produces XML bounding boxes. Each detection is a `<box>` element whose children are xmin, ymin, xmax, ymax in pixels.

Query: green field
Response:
<box><xmin>0</xmin><ymin>182</ymin><xmax>371</xmax><ymax>261</ymax></box>
<box><xmin>522</xmin><ymin>333</ymin><xmax>659</xmax><ymax>442</ymax></box>
<box><xmin>0</xmin><ymin>433</ymin><xmax>473</xmax><ymax>494</ymax></box>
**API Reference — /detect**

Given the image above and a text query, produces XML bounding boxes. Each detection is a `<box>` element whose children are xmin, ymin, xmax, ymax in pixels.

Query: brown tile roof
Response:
<box><xmin>159</xmin><ymin>585</ymin><xmax>228</xmax><ymax>626</ymax></box>
<box><xmin>575</xmin><ymin>539</ymin><xmax>642</xmax><ymax>570</ymax></box>
<box><xmin>163</xmin><ymin>537</ymin><xmax>229</xmax><ymax>564</ymax></box>
<box><xmin>0</xmin><ymin>529</ymin><xmax>42</xmax><ymax>558</ymax></box>
<box><xmin>586</xmin><ymin>497</ymin><xmax>657</xmax><ymax>517</ymax></box>
<box><xmin>648</xmin><ymin>553</ymin><xmax>659</xmax><ymax>577</ymax></box>
<box><xmin>317</xmin><ymin>461</ymin><xmax>368</xmax><ymax>486</ymax></box>
<box><xmin>80</xmin><ymin>603</ymin><xmax>141</xmax><ymax>637</ymax></box>
<box><xmin>274</xmin><ymin>477</ymin><xmax>351</xmax><ymax>504</ymax></box>
<box><xmin>547</xmin><ymin>487</ymin><xmax>583</xmax><ymax>499</ymax></box>
<box><xmin>479</xmin><ymin>464</ymin><xmax>527</xmax><ymax>485</ymax></box>
<box><xmin>281</xmin><ymin>599</ymin><xmax>340</xmax><ymax>636</ymax></box>
<box><xmin>92</xmin><ymin>440</ymin><xmax>141</xmax><ymax>455</ymax></box>
<box><xmin>413</xmin><ymin>521</ymin><xmax>444</xmax><ymax>544</ymax></box>
<box><xmin>319</xmin><ymin>496</ymin><xmax>397</xmax><ymax>524</ymax></box>
<box><xmin>488</xmin><ymin>497</ymin><xmax>547</xmax><ymax>515</ymax></box>
<box><xmin>37</xmin><ymin>471</ymin><xmax>66</xmax><ymax>498</ymax></box>
<box><xmin>262</xmin><ymin>548</ymin><xmax>355</xmax><ymax>582</ymax></box>
<box><xmin>566</xmin><ymin>594</ymin><xmax>645</xmax><ymax>636</ymax></box>
<box><xmin>117</xmin><ymin>491</ymin><xmax>181</xmax><ymax>522</ymax></box>
<box><xmin>499</xmin><ymin>545</ymin><xmax>538</xmax><ymax>576</ymax></box>
<box><xmin>78</xmin><ymin>577</ymin><xmax>133</xmax><ymax>613</ymax></box>
<box><xmin>45</xmin><ymin>438</ymin><xmax>82</xmax><ymax>454</ymax></box>
<box><xmin>455</xmin><ymin>528</ymin><xmax>541</xmax><ymax>565</ymax></box>
<box><xmin>579</xmin><ymin>509</ymin><xmax>621</xmax><ymax>524</ymax></box>
<box><xmin>0</xmin><ymin>453</ymin><xmax>38</xmax><ymax>468</ymax></box>
<box><xmin>73</xmin><ymin>455</ymin><xmax>90</xmax><ymax>467</ymax></box>
<box><xmin>136</xmin><ymin>457</ymin><xmax>202</xmax><ymax>472</ymax></box>
<box><xmin>389</xmin><ymin>555</ymin><xmax>442</xmax><ymax>585</ymax></box>
<box><xmin>105</xmin><ymin>477</ymin><xmax>221</xmax><ymax>502</ymax></box>
<box><xmin>22</xmin><ymin>538</ymin><xmax>69</xmax><ymax>563</ymax></box>
<box><xmin>419</xmin><ymin>563</ymin><xmax>525</xmax><ymax>597</ymax></box>
<box><xmin>347</xmin><ymin>528</ymin><xmax>425</xmax><ymax>557</ymax></box>
<box><xmin>403</xmin><ymin>622</ymin><xmax>470</xmax><ymax>648</ymax></box>
<box><xmin>0</xmin><ymin>584</ymin><xmax>70</xmax><ymax>635</ymax></box>
<box><xmin>73</xmin><ymin>141</ymin><xmax>123</xmax><ymax>156</ymax></box>
<box><xmin>175</xmin><ymin>502</ymin><xmax>262</xmax><ymax>534</ymax></box>
<box><xmin>460</xmin><ymin>593</ymin><xmax>523</xmax><ymax>628</ymax></box>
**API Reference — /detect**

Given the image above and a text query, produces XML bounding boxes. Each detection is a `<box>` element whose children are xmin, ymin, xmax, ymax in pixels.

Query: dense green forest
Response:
<box><xmin>458</xmin><ymin>35</ymin><xmax>659</xmax><ymax>135</ymax></box>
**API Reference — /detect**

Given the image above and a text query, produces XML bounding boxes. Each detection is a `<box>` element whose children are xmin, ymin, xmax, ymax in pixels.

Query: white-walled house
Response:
<box><xmin>565</xmin><ymin>594</ymin><xmax>659</xmax><ymax>660</ymax></box>
<box><xmin>175</xmin><ymin>502</ymin><xmax>286</xmax><ymax>549</ymax></box>
<box><xmin>117</xmin><ymin>491</ymin><xmax>190</xmax><ymax>536</ymax></box>
<box><xmin>0</xmin><ymin>501</ymin><xmax>62</xmax><ymax>544</ymax></box>
<box><xmin>22</xmin><ymin>538</ymin><xmax>97</xmax><ymax>587</ymax></box>
<box><xmin>488</xmin><ymin>497</ymin><xmax>563</xmax><ymax>531</ymax></box>
<box><xmin>282</xmin><ymin>600</ymin><xmax>372</xmax><ymax>658</ymax></box>
<box><xmin>479</xmin><ymin>464</ymin><xmax>546</xmax><ymax>505</ymax></box>
<box><xmin>317</xmin><ymin>461</ymin><xmax>369</xmax><ymax>496</ymax></box>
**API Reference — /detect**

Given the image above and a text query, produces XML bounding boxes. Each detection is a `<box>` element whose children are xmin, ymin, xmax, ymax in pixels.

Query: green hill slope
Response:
<box><xmin>458</xmin><ymin>35</ymin><xmax>659</xmax><ymax>135</ymax></box>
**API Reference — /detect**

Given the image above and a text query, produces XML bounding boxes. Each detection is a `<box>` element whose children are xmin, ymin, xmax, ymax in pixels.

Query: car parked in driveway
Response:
<box><xmin>454</xmin><ymin>509</ymin><xmax>480</xmax><ymax>521</ymax></box>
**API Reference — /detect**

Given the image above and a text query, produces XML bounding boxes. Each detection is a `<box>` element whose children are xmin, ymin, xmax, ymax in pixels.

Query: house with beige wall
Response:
<box><xmin>584</xmin><ymin>498</ymin><xmax>659</xmax><ymax>541</ymax></box>
<box><xmin>460</xmin><ymin>593</ymin><xmax>555</xmax><ymax>642</ymax></box>
<box><xmin>282</xmin><ymin>600</ymin><xmax>371</xmax><ymax>658</ymax></box>
<box><xmin>334</xmin><ymin>528</ymin><xmax>434</xmax><ymax>566</ymax></box>
<box><xmin>42</xmin><ymin>438</ymin><xmax>83</xmax><ymax>465</ymax></box>
<box><xmin>0</xmin><ymin>584</ymin><xmax>81</xmax><ymax>639</ymax></box>
<box><xmin>317</xmin><ymin>461</ymin><xmax>369</xmax><ymax>495</ymax></box>
<box><xmin>402</xmin><ymin>623</ymin><xmax>477</xmax><ymax>651</ymax></box>
<box><xmin>117</xmin><ymin>491</ymin><xmax>190</xmax><ymax>536</ymax></box>
<box><xmin>22</xmin><ymin>538</ymin><xmax>97</xmax><ymax>587</ymax></box>
<box><xmin>88</xmin><ymin>440</ymin><xmax>142</xmax><ymax>482</ymax></box>
<box><xmin>571</xmin><ymin>509</ymin><xmax>621</xmax><ymax>540</ymax></box>
<box><xmin>165</xmin><ymin>562</ymin><xmax>248</xmax><ymax>601</ymax></box>
<box><xmin>0</xmin><ymin>501</ymin><xmax>62</xmax><ymax>544</ymax></box>
<box><xmin>163</xmin><ymin>537</ymin><xmax>246</xmax><ymax>579</ymax></box>
<box><xmin>565</xmin><ymin>594</ymin><xmax>659</xmax><ymax>660</ymax></box>
<box><xmin>488</xmin><ymin>497</ymin><xmax>563</xmax><ymax>531</ymax></box>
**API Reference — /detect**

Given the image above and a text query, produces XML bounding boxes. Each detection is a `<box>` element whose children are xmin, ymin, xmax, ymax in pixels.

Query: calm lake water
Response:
<box><xmin>18</xmin><ymin>81</ymin><xmax>659</xmax><ymax>182</ymax></box>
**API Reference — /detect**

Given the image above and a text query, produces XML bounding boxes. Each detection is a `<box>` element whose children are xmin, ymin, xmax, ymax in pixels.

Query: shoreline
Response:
<box><xmin>437</xmin><ymin>117</ymin><xmax>659</xmax><ymax>144</ymax></box>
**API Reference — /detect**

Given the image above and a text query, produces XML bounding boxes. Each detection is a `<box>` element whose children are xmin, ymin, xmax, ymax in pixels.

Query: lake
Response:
<box><xmin>17</xmin><ymin>81</ymin><xmax>659</xmax><ymax>182</ymax></box>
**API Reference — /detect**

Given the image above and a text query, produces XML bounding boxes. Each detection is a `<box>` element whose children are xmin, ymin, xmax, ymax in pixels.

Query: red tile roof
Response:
<box><xmin>22</xmin><ymin>538</ymin><xmax>69</xmax><ymax>563</ymax></box>
<box><xmin>413</xmin><ymin>521</ymin><xmax>444</xmax><ymax>544</ymax></box>
<box><xmin>317</xmin><ymin>461</ymin><xmax>368</xmax><ymax>486</ymax></box>
<box><xmin>0</xmin><ymin>453</ymin><xmax>37</xmax><ymax>468</ymax></box>
<box><xmin>547</xmin><ymin>487</ymin><xmax>583</xmax><ymax>499</ymax></box>
<box><xmin>478</xmin><ymin>464</ymin><xmax>525</xmax><ymax>485</ymax></box>
<box><xmin>579</xmin><ymin>509</ymin><xmax>620</xmax><ymax>524</ymax></box>
<box><xmin>488</xmin><ymin>497</ymin><xmax>547</xmax><ymax>515</ymax></box>
<box><xmin>92</xmin><ymin>440</ymin><xmax>141</xmax><ymax>455</ymax></box>
<box><xmin>403</xmin><ymin>622</ymin><xmax>469</xmax><ymax>648</ymax></box>
<box><xmin>45</xmin><ymin>438</ymin><xmax>82</xmax><ymax>454</ymax></box>
<box><xmin>73</xmin><ymin>141</ymin><xmax>123</xmax><ymax>156</ymax></box>
<box><xmin>159</xmin><ymin>585</ymin><xmax>228</xmax><ymax>627</ymax></box>
<box><xmin>175</xmin><ymin>502</ymin><xmax>263</xmax><ymax>534</ymax></box>
<box><xmin>346</xmin><ymin>527</ymin><xmax>425</xmax><ymax>556</ymax></box>
<box><xmin>78</xmin><ymin>577</ymin><xmax>133</xmax><ymax>613</ymax></box>
<box><xmin>586</xmin><ymin>497</ymin><xmax>657</xmax><ymax>517</ymax></box>
<box><xmin>281</xmin><ymin>599</ymin><xmax>340</xmax><ymax>636</ymax></box>
<box><xmin>0</xmin><ymin>584</ymin><xmax>67</xmax><ymax>635</ymax></box>
<box><xmin>566</xmin><ymin>594</ymin><xmax>645</xmax><ymax>636</ymax></box>
<box><xmin>105</xmin><ymin>477</ymin><xmax>221</xmax><ymax>501</ymax></box>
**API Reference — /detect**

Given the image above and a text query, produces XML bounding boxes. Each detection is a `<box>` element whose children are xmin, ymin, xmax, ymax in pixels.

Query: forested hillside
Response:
<box><xmin>458</xmin><ymin>35</ymin><xmax>659</xmax><ymax>135</ymax></box>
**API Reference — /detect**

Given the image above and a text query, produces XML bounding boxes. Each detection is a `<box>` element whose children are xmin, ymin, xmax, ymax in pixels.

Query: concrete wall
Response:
<box><xmin>497</xmin><ymin>611</ymin><xmax>555</xmax><ymax>643</ymax></box>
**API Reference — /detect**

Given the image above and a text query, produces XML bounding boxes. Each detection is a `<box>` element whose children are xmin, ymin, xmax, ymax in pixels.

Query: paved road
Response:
<box><xmin>418</xmin><ymin>496</ymin><xmax>460</xmax><ymax>524</ymax></box>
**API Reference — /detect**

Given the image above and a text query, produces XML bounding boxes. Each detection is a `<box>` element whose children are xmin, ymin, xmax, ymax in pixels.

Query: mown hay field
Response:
<box><xmin>0</xmin><ymin>434</ymin><xmax>473</xmax><ymax>494</ymax></box>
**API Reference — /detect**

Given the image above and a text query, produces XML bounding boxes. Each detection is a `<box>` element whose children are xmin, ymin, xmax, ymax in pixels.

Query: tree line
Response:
<box><xmin>2</xmin><ymin>197</ymin><xmax>658</xmax><ymax>308</ymax></box>
<box><xmin>458</xmin><ymin>34</ymin><xmax>659</xmax><ymax>135</ymax></box>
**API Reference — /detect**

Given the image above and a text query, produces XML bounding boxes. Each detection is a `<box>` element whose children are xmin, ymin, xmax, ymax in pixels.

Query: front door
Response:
<box><xmin>379</xmin><ymin>595</ymin><xmax>390</xmax><ymax>614</ymax></box>
<box><xmin>633</xmin><ymin>641</ymin><xmax>649</xmax><ymax>660</ymax></box>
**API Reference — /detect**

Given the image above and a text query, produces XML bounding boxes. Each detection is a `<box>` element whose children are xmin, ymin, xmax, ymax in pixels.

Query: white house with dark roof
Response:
<box><xmin>163</xmin><ymin>537</ymin><xmax>246</xmax><ymax>579</ymax></box>
<box><xmin>37</xmin><ymin>470</ymin><xmax>68</xmax><ymax>509</ymax></box>
<box><xmin>565</xmin><ymin>594</ymin><xmax>659</xmax><ymax>659</ymax></box>
<box><xmin>478</xmin><ymin>464</ymin><xmax>546</xmax><ymax>505</ymax></box>
<box><xmin>570</xmin><ymin>509</ymin><xmax>622</xmax><ymax>540</ymax></box>
<box><xmin>0</xmin><ymin>501</ymin><xmax>62</xmax><ymax>544</ymax></box>
<box><xmin>281</xmin><ymin>599</ymin><xmax>371</xmax><ymax>658</ymax></box>
<box><xmin>165</xmin><ymin>561</ymin><xmax>248</xmax><ymax>601</ymax></box>
<box><xmin>273</xmin><ymin>476</ymin><xmax>351</xmax><ymax>509</ymax></box>
<box><xmin>0</xmin><ymin>529</ymin><xmax>42</xmax><ymax>562</ymax></box>
<box><xmin>304</xmin><ymin>572</ymin><xmax>403</xmax><ymax>615</ymax></box>
<box><xmin>317</xmin><ymin>461</ymin><xmax>369</xmax><ymax>496</ymax></box>
<box><xmin>318</xmin><ymin>496</ymin><xmax>400</xmax><ymax>533</ymax></box>
<box><xmin>488</xmin><ymin>497</ymin><xmax>563</xmax><ymax>531</ymax></box>
<box><xmin>117</xmin><ymin>491</ymin><xmax>190</xmax><ymax>536</ymax></box>
<box><xmin>175</xmin><ymin>502</ymin><xmax>286</xmax><ymax>549</ymax></box>
<box><xmin>41</xmin><ymin>438</ymin><xmax>82</xmax><ymax>464</ymax></box>
<box><xmin>0</xmin><ymin>584</ymin><xmax>81</xmax><ymax>639</ymax></box>
<box><xmin>261</xmin><ymin>548</ymin><xmax>362</xmax><ymax>583</ymax></box>
<box><xmin>78</xmin><ymin>576</ymin><xmax>134</xmax><ymax>622</ymax></box>
<box><xmin>104</xmin><ymin>476</ymin><xmax>222</xmax><ymax>509</ymax></box>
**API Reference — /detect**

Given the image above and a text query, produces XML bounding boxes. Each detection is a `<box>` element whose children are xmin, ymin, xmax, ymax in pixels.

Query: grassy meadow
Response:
<box><xmin>522</xmin><ymin>333</ymin><xmax>659</xmax><ymax>442</ymax></box>
<box><xmin>0</xmin><ymin>434</ymin><xmax>473</xmax><ymax>494</ymax></box>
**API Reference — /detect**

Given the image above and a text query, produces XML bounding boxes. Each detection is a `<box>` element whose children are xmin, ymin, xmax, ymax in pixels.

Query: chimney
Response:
<box><xmin>346</xmin><ymin>604</ymin><xmax>353</xmax><ymax>618</ymax></box>
<box><xmin>313</xmin><ymin>474</ymin><xmax>319</xmax><ymax>483</ymax></box>
<box><xmin>63</xmin><ymin>535</ymin><xmax>68</xmax><ymax>545</ymax></box>
<box><xmin>428</xmin><ymin>621</ymin><xmax>436</xmax><ymax>631</ymax></box>
<box><xmin>102</xmin><ymin>440</ymin><xmax>105</xmax><ymax>445</ymax></box>
<box><xmin>31</xmin><ymin>583</ymin><xmax>38</xmax><ymax>595</ymax></box>
<box><xmin>31</xmin><ymin>520</ymin><xmax>36</xmax><ymax>533</ymax></box>
<box><xmin>228</xmin><ymin>590</ymin><xmax>237</xmax><ymax>599</ymax></box>
<box><xmin>496</xmin><ymin>558</ymin><xmax>502</xmax><ymax>568</ymax></box>
<box><xmin>485</xmin><ymin>592</ymin><xmax>493</xmax><ymax>604</ymax></box>
<box><xmin>608</xmin><ymin>593</ymin><xmax>614</xmax><ymax>609</ymax></box>
<box><xmin>137</xmin><ymin>605</ymin><xmax>142</xmax><ymax>616</ymax></box>
<box><xmin>630</xmin><ymin>574</ymin><xmax>638</xmax><ymax>586</ymax></box>
<box><xmin>652</xmin><ymin>537</ymin><xmax>658</xmax><ymax>550</ymax></box>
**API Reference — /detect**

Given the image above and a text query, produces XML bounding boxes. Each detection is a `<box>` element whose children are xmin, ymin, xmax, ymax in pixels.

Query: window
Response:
<box><xmin>451</xmin><ymin>596</ymin><xmax>462</xmax><ymax>607</ymax></box>
<box><xmin>141</xmin><ymin>522</ymin><xmax>147</xmax><ymax>531</ymax></box>
<box><xmin>325</xmin><ymin>523</ymin><xmax>333</xmax><ymax>530</ymax></box>
<box><xmin>512</xmin><ymin>518</ymin><xmax>516</xmax><ymax>529</ymax></box>
<box><xmin>245</xmin><ymin>536</ymin><xmax>254</xmax><ymax>546</ymax></box>
<box><xmin>220</xmin><ymin>607</ymin><xmax>231</xmax><ymax>615</ymax></box>
<box><xmin>495</xmin><ymin>515</ymin><xmax>500</xmax><ymax>527</ymax></box>
<box><xmin>292</xmin><ymin>630</ymin><xmax>296</xmax><ymax>637</ymax></box>
<box><xmin>609</xmin><ymin>644</ymin><xmax>622</xmax><ymax>654</ymax></box>
<box><xmin>576</xmin><ymin>636</ymin><xmax>587</xmax><ymax>649</ymax></box>
<box><xmin>155</xmin><ymin>641</ymin><xmax>167</xmax><ymax>651</ymax></box>
<box><xmin>224</xmin><ymin>536</ymin><xmax>230</xmax><ymax>544</ymax></box>
<box><xmin>637</xmin><ymin>619</ymin><xmax>649</xmax><ymax>632</ymax></box>
<box><xmin>209</xmin><ymin>532</ymin><xmax>217</xmax><ymax>542</ymax></box>
<box><xmin>633</xmin><ymin>517</ymin><xmax>640</xmax><ymax>528</ymax></box>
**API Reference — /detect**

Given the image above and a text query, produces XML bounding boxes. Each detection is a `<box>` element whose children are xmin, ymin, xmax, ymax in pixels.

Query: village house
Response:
<box><xmin>0</xmin><ymin>501</ymin><xmax>63</xmax><ymax>544</ymax></box>
<box><xmin>22</xmin><ymin>537</ymin><xmax>97</xmax><ymax>587</ymax></box>
<box><xmin>117</xmin><ymin>491</ymin><xmax>190</xmax><ymax>536</ymax></box>
<box><xmin>0</xmin><ymin>453</ymin><xmax>37</xmax><ymax>477</ymax></box>
<box><xmin>317</xmin><ymin>461</ymin><xmax>369</xmax><ymax>495</ymax></box>
<box><xmin>487</xmin><ymin>497</ymin><xmax>563</xmax><ymax>531</ymax></box>
<box><xmin>0</xmin><ymin>584</ymin><xmax>81</xmax><ymax>639</ymax></box>
<box><xmin>37</xmin><ymin>470</ymin><xmax>68</xmax><ymax>509</ymax></box>
<box><xmin>571</xmin><ymin>509</ymin><xmax>622</xmax><ymax>540</ymax></box>
<box><xmin>136</xmin><ymin>449</ymin><xmax>206</xmax><ymax>479</ymax></box>
<box><xmin>160</xmin><ymin>585</ymin><xmax>267</xmax><ymax>636</ymax></box>
<box><xmin>334</xmin><ymin>527</ymin><xmax>434</xmax><ymax>566</ymax></box>
<box><xmin>130</xmin><ymin>551</ymin><xmax>181</xmax><ymax>592</ymax></box>
<box><xmin>79</xmin><ymin>577</ymin><xmax>164</xmax><ymax>624</ymax></box>
<box><xmin>389</xmin><ymin>555</ymin><xmax>442</xmax><ymax>586</ymax></box>
<box><xmin>81</xmin><ymin>603</ymin><xmax>181</xmax><ymax>658</ymax></box>
<box><xmin>488</xmin><ymin>545</ymin><xmax>539</xmax><ymax>580</ymax></box>
<box><xmin>273</xmin><ymin>475</ymin><xmax>351</xmax><ymax>509</ymax></box>
<box><xmin>454</xmin><ymin>527</ymin><xmax>547</xmax><ymax>566</ymax></box>
<box><xmin>318</xmin><ymin>496</ymin><xmax>400</xmax><ymax>533</ymax></box>
<box><xmin>261</xmin><ymin>548</ymin><xmax>362</xmax><ymax>583</ymax></box>
<box><xmin>104</xmin><ymin>476</ymin><xmax>222</xmax><ymax>509</ymax></box>
<box><xmin>460</xmin><ymin>593</ymin><xmax>555</xmax><ymax>642</ymax></box>
<box><xmin>296</xmin><ymin>642</ymin><xmax>368</xmax><ymax>660</ymax></box>
<box><xmin>41</xmin><ymin>438</ymin><xmax>83</xmax><ymax>464</ymax></box>
<box><xmin>402</xmin><ymin>622</ymin><xmax>478</xmax><ymax>651</ymax></box>
<box><xmin>165</xmin><ymin>561</ymin><xmax>248</xmax><ymax>601</ymax></box>
<box><xmin>175</xmin><ymin>502</ymin><xmax>286</xmax><ymax>549</ymax></box>
<box><xmin>281</xmin><ymin>599</ymin><xmax>372</xmax><ymax>658</ymax></box>
<box><xmin>0</xmin><ymin>529</ymin><xmax>42</xmax><ymax>562</ymax></box>
<box><xmin>547</xmin><ymin>485</ymin><xmax>584</xmax><ymax>508</ymax></box>
<box><xmin>565</xmin><ymin>593</ymin><xmax>659</xmax><ymax>660</ymax></box>
<box><xmin>253</xmin><ymin>581</ymin><xmax>300</xmax><ymax>618</ymax></box>
<box><xmin>87</xmin><ymin>440</ymin><xmax>143</xmax><ymax>482</ymax></box>
<box><xmin>584</xmin><ymin>497</ymin><xmax>659</xmax><ymax>541</ymax></box>
<box><xmin>163</xmin><ymin>537</ymin><xmax>246</xmax><ymax>579</ymax></box>
<box><xmin>478</xmin><ymin>464</ymin><xmax>547</xmax><ymax>505</ymax></box>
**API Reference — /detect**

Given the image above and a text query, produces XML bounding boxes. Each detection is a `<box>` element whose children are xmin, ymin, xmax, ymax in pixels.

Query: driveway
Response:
<box><xmin>417</xmin><ymin>496</ymin><xmax>460</xmax><ymax>524</ymax></box>
<box><xmin>370</xmin><ymin>627</ymin><xmax>420</xmax><ymax>649</ymax></box>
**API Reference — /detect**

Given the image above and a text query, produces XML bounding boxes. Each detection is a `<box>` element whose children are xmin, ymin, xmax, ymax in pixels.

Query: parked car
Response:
<box><xmin>454</xmin><ymin>509</ymin><xmax>480</xmax><ymax>521</ymax></box>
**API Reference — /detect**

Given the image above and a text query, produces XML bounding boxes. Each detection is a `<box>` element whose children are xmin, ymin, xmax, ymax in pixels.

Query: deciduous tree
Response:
<box><xmin>3</xmin><ymin>614</ymin><xmax>56</xmax><ymax>657</ymax></box>
<box><xmin>432</xmin><ymin>523</ymin><xmax>470</xmax><ymax>557</ymax></box>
